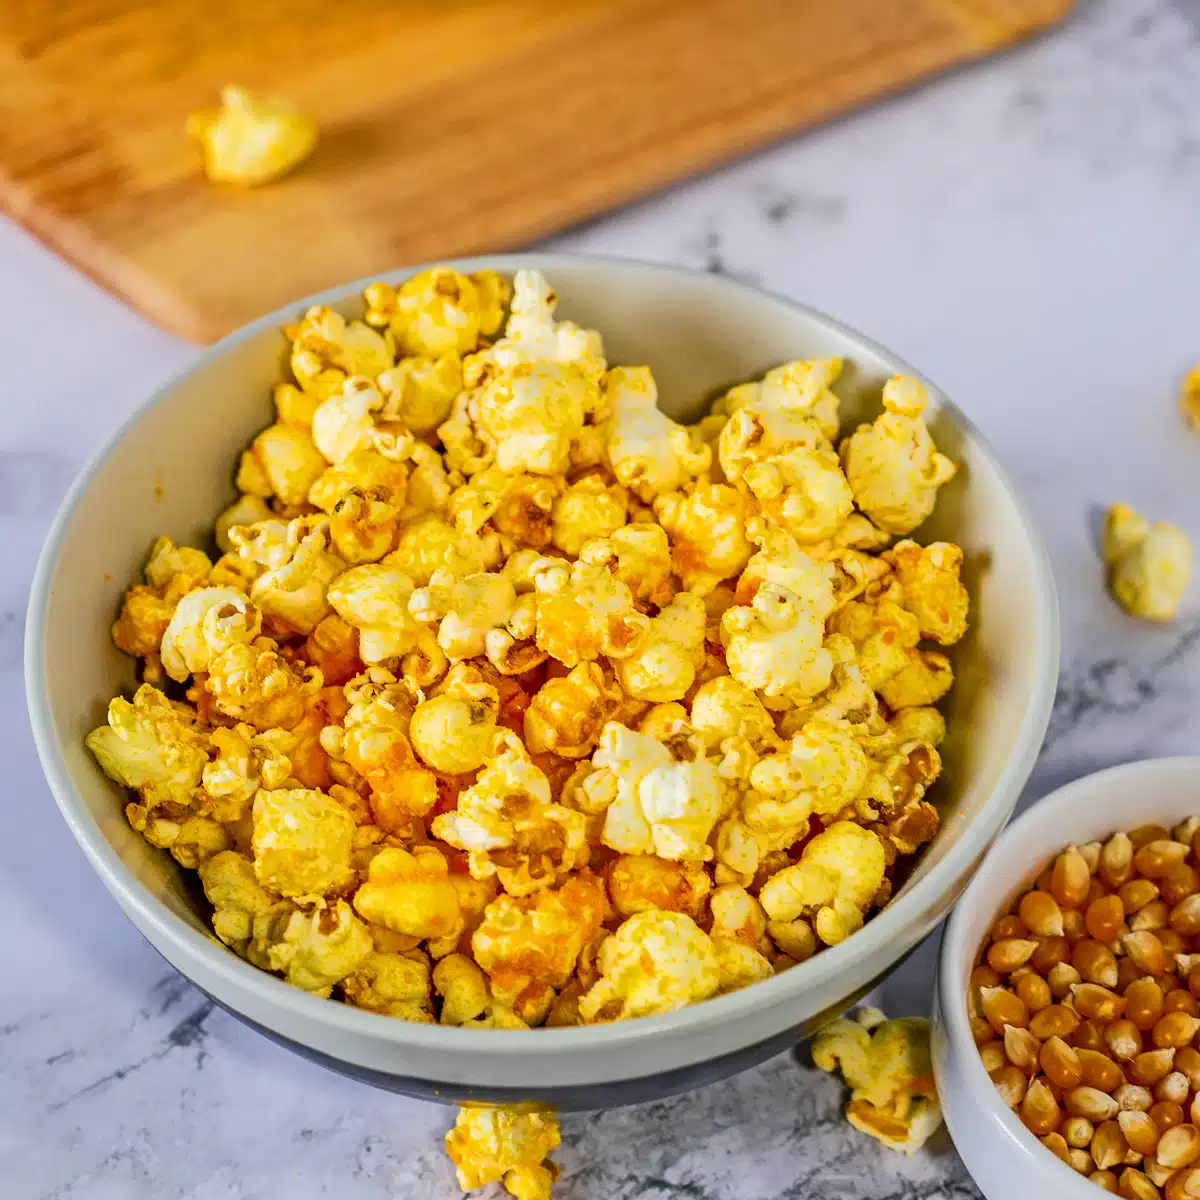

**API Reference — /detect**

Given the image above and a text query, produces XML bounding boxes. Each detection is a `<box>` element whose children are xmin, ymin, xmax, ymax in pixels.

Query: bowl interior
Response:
<box><xmin>28</xmin><ymin>255</ymin><xmax>1057</xmax><ymax>1064</ymax></box>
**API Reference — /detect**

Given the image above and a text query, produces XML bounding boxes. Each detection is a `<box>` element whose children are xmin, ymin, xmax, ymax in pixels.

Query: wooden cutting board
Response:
<box><xmin>0</xmin><ymin>0</ymin><xmax>1072</xmax><ymax>343</ymax></box>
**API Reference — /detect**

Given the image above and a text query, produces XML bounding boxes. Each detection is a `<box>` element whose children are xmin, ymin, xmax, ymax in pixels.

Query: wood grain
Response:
<box><xmin>0</xmin><ymin>0</ymin><xmax>1073</xmax><ymax>342</ymax></box>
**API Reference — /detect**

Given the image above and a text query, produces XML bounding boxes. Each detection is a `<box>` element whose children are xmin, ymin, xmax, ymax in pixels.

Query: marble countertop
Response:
<box><xmin>4</xmin><ymin>1</ymin><xmax>1200</xmax><ymax>1195</ymax></box>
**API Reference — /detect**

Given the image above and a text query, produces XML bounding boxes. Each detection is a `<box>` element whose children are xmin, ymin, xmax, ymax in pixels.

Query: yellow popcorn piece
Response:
<box><xmin>523</xmin><ymin>661</ymin><xmax>622</xmax><ymax>759</ymax></box>
<box><xmin>760</xmin><ymin>821</ymin><xmax>886</xmax><ymax>945</ymax></box>
<box><xmin>445</xmin><ymin>1107</ymin><xmax>561</xmax><ymax>1200</ymax></box>
<box><xmin>215</xmin><ymin>494</ymin><xmax>274</xmax><ymax>555</ymax></box>
<box><xmin>187</xmin><ymin>85</ymin><xmax>317</xmax><ymax>186</ymax></box>
<box><xmin>877</xmin><ymin>650</ymin><xmax>954</xmax><ymax>712</ymax></box>
<box><xmin>433</xmin><ymin>953</ymin><xmax>492</xmax><ymax>1026</ymax></box>
<box><xmin>718</xmin><ymin>405</ymin><xmax>853</xmax><ymax>543</ymax></box>
<box><xmin>1103</xmin><ymin>501</ymin><xmax>1192</xmax><ymax>623</ymax></box>
<box><xmin>111</xmin><ymin>537</ymin><xmax>213</xmax><ymax>663</ymax></box>
<box><xmin>735</xmin><ymin>520</ymin><xmax>835</xmax><ymax>609</ymax></box>
<box><xmin>720</xmin><ymin>581</ymin><xmax>833</xmax><ymax>705</ymax></box>
<box><xmin>289</xmin><ymin>306</ymin><xmax>395</xmax><ymax>402</ymax></box>
<box><xmin>654</xmin><ymin>482</ymin><xmax>753</xmax><ymax>596</ymax></box>
<box><xmin>327</xmin><ymin>487</ymin><xmax>400</xmax><ymax>565</ymax></box>
<box><xmin>342</xmin><ymin>946</ymin><xmax>433</xmax><ymax>1021</ymax></box>
<box><xmin>409</xmin><ymin>569</ymin><xmax>523</xmax><ymax>664</ymax></box>
<box><xmin>251</xmin><ymin>786</ymin><xmax>356</xmax><ymax>900</ymax></box>
<box><xmin>589</xmin><ymin>721</ymin><xmax>725</xmax><ymax>861</ymax></box>
<box><xmin>549</xmin><ymin>475</ymin><xmax>628</xmax><ymax>557</ymax></box>
<box><xmin>749</xmin><ymin>719</ymin><xmax>871</xmax><ymax>824</ymax></box>
<box><xmin>159</xmin><ymin>587</ymin><xmax>261</xmax><ymax>682</ymax></box>
<box><xmin>236</xmin><ymin>421</ymin><xmax>328</xmax><ymax>507</ymax></box>
<box><xmin>449</xmin><ymin>468</ymin><xmax>560</xmax><ymax>557</ymax></box>
<box><xmin>466</xmin><ymin>360</ymin><xmax>595</xmax><ymax>477</ymax></box>
<box><xmin>478</xmin><ymin>268</ymin><xmax>605</xmax><ymax>378</ymax></box>
<box><xmin>126</xmin><ymin>809</ymin><xmax>231</xmax><ymax>869</ymax></box>
<box><xmin>353</xmin><ymin>845</ymin><xmax>464</xmax><ymax>944</ymax></box>
<box><xmin>244</xmin><ymin>517</ymin><xmax>347</xmax><ymax>636</ymax></box>
<box><xmin>311</xmin><ymin>377</ymin><xmax>391</xmax><ymax>465</ymax></box>
<box><xmin>408</xmin><ymin>663</ymin><xmax>500</xmax><ymax>774</ymax></box>
<box><xmin>367</xmin><ymin>268</ymin><xmax>510</xmax><ymax>359</ymax></box>
<box><xmin>603</xmin><ymin>366</ymin><xmax>710</xmax><ymax>502</ymax></box>
<box><xmin>532</xmin><ymin>556</ymin><xmax>649</xmax><ymax>667</ymax></box>
<box><xmin>388</xmin><ymin>515</ymin><xmax>501</xmax><ymax>586</ymax></box>
<box><xmin>607</xmin><ymin>854</ymin><xmax>712</xmax><ymax>920</ymax></box>
<box><xmin>204</xmin><ymin>637</ymin><xmax>313</xmax><ymax>731</ymax></box>
<box><xmin>885</xmin><ymin>539</ymin><xmax>969</xmax><ymax>645</ymax></box>
<box><xmin>689</xmin><ymin>676</ymin><xmax>776</xmax><ymax>751</ymax></box>
<box><xmin>376</xmin><ymin>353</ymin><xmax>463</xmax><ymax>438</ymax></box>
<box><xmin>472</xmin><ymin>874</ymin><xmax>607</xmax><ymax>1017</ymax></box>
<box><xmin>320</xmin><ymin>668</ymin><xmax>436</xmax><ymax>830</ymax></box>
<box><xmin>812</xmin><ymin>1009</ymin><xmax>943</xmax><ymax>1155</ymax></box>
<box><xmin>614</xmin><ymin>591</ymin><xmax>706</xmax><ymax>703</ymax></box>
<box><xmin>1182</xmin><ymin>365</ymin><xmax>1200</xmax><ymax>431</ymax></box>
<box><xmin>308</xmin><ymin>448</ymin><xmax>409</xmax><ymax>516</ymax></box>
<box><xmin>580</xmin><ymin>910</ymin><xmax>720</xmax><ymax>1021</ymax></box>
<box><xmin>577</xmin><ymin>522</ymin><xmax>676</xmax><ymax>608</ymax></box>
<box><xmin>198</xmin><ymin>850</ymin><xmax>286</xmax><ymax>956</ymax></box>
<box><xmin>433</xmin><ymin>730</ymin><xmax>588</xmax><ymax>895</ymax></box>
<box><xmin>839</xmin><ymin>375</ymin><xmax>957</xmax><ymax>535</ymax></box>
<box><xmin>326</xmin><ymin>562</ymin><xmax>441</xmax><ymax>669</ymax></box>
<box><xmin>716</xmin><ymin>358</ymin><xmax>844</xmax><ymax>443</ymax></box>
<box><xmin>86</xmin><ymin>684</ymin><xmax>208</xmax><ymax>811</ymax></box>
<box><xmin>201</xmin><ymin>724</ymin><xmax>296</xmax><ymax>823</ymax></box>
<box><xmin>267</xmin><ymin>900</ymin><xmax>373</xmax><ymax>995</ymax></box>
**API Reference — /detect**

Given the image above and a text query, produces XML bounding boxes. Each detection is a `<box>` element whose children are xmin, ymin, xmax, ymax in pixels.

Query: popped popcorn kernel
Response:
<box><xmin>603</xmin><ymin>366</ymin><xmax>710</xmax><ymax>501</ymax></box>
<box><xmin>614</xmin><ymin>591</ymin><xmax>707</xmax><ymax>703</ymax></box>
<box><xmin>204</xmin><ymin>637</ymin><xmax>313</xmax><ymax>730</ymax></box>
<box><xmin>86</xmin><ymin>684</ymin><xmax>208</xmax><ymax>813</ymax></box>
<box><xmin>523</xmin><ymin>661</ymin><xmax>622</xmax><ymax>759</ymax></box>
<box><xmin>251</xmin><ymin>786</ymin><xmax>357</xmax><ymax>900</ymax></box>
<box><xmin>112</xmin><ymin>537</ymin><xmax>213</xmax><ymax>661</ymax></box>
<box><xmin>376</xmin><ymin>353</ymin><xmax>463</xmax><ymax>438</ymax></box>
<box><xmin>187</xmin><ymin>85</ymin><xmax>317</xmax><ymax>186</ymax></box>
<box><xmin>839</xmin><ymin>375</ymin><xmax>957</xmax><ymax>535</ymax></box>
<box><xmin>236</xmin><ymin>421</ymin><xmax>328</xmax><ymax>507</ymax></box>
<box><xmin>885</xmin><ymin>539</ymin><xmax>969</xmax><ymax>645</ymax></box>
<box><xmin>433</xmin><ymin>730</ymin><xmax>587</xmax><ymax>896</ymax></box>
<box><xmin>353</xmin><ymin>845</ymin><xmax>464</xmax><ymax>944</ymax></box>
<box><xmin>327</xmin><ymin>562</ymin><xmax>441</xmax><ymax>669</ymax></box>
<box><xmin>267</xmin><ymin>900</ymin><xmax>373</xmax><ymax>995</ymax></box>
<box><xmin>198</xmin><ymin>850</ymin><xmax>284</xmax><ymax>956</ymax></box>
<box><xmin>244</xmin><ymin>517</ymin><xmax>346</xmax><ymax>636</ymax></box>
<box><xmin>532</xmin><ymin>556</ymin><xmax>649</xmax><ymax>668</ymax></box>
<box><xmin>342</xmin><ymin>946</ymin><xmax>433</xmax><ymax>1022</ymax></box>
<box><xmin>1102</xmin><ymin>501</ymin><xmax>1192</xmax><ymax>622</ymax></box>
<box><xmin>432</xmin><ymin>953</ymin><xmax>492</xmax><ymax>1026</ymax></box>
<box><xmin>812</xmin><ymin>1009</ymin><xmax>942</xmax><ymax>1155</ymax></box>
<box><xmin>160</xmin><ymin>587</ymin><xmax>262</xmax><ymax>682</ymax></box>
<box><xmin>374</xmin><ymin>267</ymin><xmax>510</xmax><ymax>358</ymax></box>
<box><xmin>408</xmin><ymin>663</ymin><xmax>500</xmax><ymax>775</ymax></box>
<box><xmin>689</xmin><ymin>676</ymin><xmax>776</xmax><ymax>751</ymax></box>
<box><xmin>1182</xmin><ymin>364</ymin><xmax>1200</xmax><ymax>431</ymax></box>
<box><xmin>577</xmin><ymin>522</ymin><xmax>676</xmax><ymax>608</ymax></box>
<box><xmin>654</xmin><ymin>482</ymin><xmax>753</xmax><ymax>596</ymax></box>
<box><xmin>580</xmin><ymin>910</ymin><xmax>720</xmax><ymax>1021</ymax></box>
<box><xmin>550</xmin><ymin>474</ymin><xmax>628</xmax><ymax>557</ymax></box>
<box><xmin>289</xmin><ymin>306</ymin><xmax>394</xmax><ymax>402</ymax></box>
<box><xmin>607</xmin><ymin>854</ymin><xmax>712</xmax><ymax>920</ymax></box>
<box><xmin>760</xmin><ymin>821</ymin><xmax>886</xmax><ymax>946</ymax></box>
<box><xmin>388</xmin><ymin>515</ymin><xmax>500</xmax><ymax>586</ymax></box>
<box><xmin>445</xmin><ymin>1107</ymin><xmax>560</xmax><ymax>1200</ymax></box>
<box><xmin>716</xmin><ymin>358</ymin><xmax>844</xmax><ymax>442</ymax></box>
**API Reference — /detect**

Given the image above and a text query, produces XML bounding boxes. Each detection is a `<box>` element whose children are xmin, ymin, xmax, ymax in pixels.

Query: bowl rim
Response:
<box><xmin>936</xmin><ymin>755</ymin><xmax>1200</xmax><ymax>1197</ymax></box>
<box><xmin>26</xmin><ymin>250</ymin><xmax>1061</xmax><ymax>1056</ymax></box>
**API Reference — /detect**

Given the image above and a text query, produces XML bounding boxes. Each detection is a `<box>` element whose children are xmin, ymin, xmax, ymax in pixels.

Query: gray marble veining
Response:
<box><xmin>4</xmin><ymin>0</ymin><xmax>1200</xmax><ymax>1195</ymax></box>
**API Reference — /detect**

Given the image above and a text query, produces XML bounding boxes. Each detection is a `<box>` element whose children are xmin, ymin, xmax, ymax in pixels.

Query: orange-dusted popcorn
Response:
<box><xmin>445</xmin><ymin>1107</ymin><xmax>560</xmax><ymax>1200</ymax></box>
<box><xmin>353</xmin><ymin>845</ymin><xmax>464</xmax><ymax>945</ymax></box>
<box><xmin>607</xmin><ymin>853</ymin><xmax>713</xmax><ymax>920</ymax></box>
<box><xmin>524</xmin><ymin>661</ymin><xmax>623</xmax><ymax>759</ymax></box>
<box><xmin>654</xmin><ymin>482</ymin><xmax>753</xmax><ymax>596</ymax></box>
<box><xmin>251</xmin><ymin>786</ymin><xmax>357</xmax><ymax>901</ymax></box>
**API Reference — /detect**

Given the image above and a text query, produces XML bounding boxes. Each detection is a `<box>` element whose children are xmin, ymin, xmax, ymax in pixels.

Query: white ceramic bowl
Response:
<box><xmin>934</xmin><ymin>756</ymin><xmax>1200</xmax><ymax>1199</ymax></box>
<box><xmin>26</xmin><ymin>254</ymin><xmax>1059</xmax><ymax>1110</ymax></box>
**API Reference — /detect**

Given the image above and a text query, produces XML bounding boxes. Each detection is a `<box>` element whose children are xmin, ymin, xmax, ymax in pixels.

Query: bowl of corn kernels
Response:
<box><xmin>935</xmin><ymin>756</ymin><xmax>1200</xmax><ymax>1200</ymax></box>
<box><xmin>27</xmin><ymin>255</ymin><xmax>1058</xmax><ymax>1117</ymax></box>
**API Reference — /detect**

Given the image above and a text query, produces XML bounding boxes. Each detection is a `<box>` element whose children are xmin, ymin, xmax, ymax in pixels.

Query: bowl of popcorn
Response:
<box><xmin>27</xmin><ymin>255</ymin><xmax>1057</xmax><ymax>1113</ymax></box>
<box><xmin>935</xmin><ymin>756</ymin><xmax>1200</xmax><ymax>1200</ymax></box>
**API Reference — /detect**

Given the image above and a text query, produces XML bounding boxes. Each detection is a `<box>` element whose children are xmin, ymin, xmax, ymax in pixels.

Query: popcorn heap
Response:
<box><xmin>87</xmin><ymin>266</ymin><xmax>965</xmax><ymax>1193</ymax></box>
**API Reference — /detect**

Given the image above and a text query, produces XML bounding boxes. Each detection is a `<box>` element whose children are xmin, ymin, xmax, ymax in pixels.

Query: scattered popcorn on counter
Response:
<box><xmin>445</xmin><ymin>1107</ymin><xmax>561</xmax><ymax>1200</ymax></box>
<box><xmin>88</xmin><ymin>266</ymin><xmax>965</xmax><ymax>1042</ymax></box>
<box><xmin>187</xmin><ymin>85</ymin><xmax>317</xmax><ymax>186</ymax></box>
<box><xmin>1102</xmin><ymin>501</ymin><xmax>1192</xmax><ymax>622</ymax></box>
<box><xmin>812</xmin><ymin>1006</ymin><xmax>943</xmax><ymax>1155</ymax></box>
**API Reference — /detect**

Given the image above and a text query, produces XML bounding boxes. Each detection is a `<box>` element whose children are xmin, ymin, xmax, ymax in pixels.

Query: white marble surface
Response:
<box><xmin>4</xmin><ymin>0</ymin><xmax>1200</xmax><ymax>1195</ymax></box>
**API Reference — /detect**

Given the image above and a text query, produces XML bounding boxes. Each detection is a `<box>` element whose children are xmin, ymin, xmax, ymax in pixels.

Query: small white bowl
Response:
<box><xmin>934</xmin><ymin>756</ymin><xmax>1200</xmax><ymax>1199</ymax></box>
<box><xmin>27</xmin><ymin>254</ymin><xmax>1060</xmax><ymax>1109</ymax></box>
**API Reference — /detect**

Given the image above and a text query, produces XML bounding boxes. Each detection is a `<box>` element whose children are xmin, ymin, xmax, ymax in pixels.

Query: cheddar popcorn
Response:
<box><xmin>1102</xmin><ymin>501</ymin><xmax>1192</xmax><ymax>623</ymax></box>
<box><xmin>90</xmin><ymin>266</ymin><xmax>966</xmax><ymax>1098</ymax></box>
<box><xmin>187</xmin><ymin>85</ymin><xmax>317</xmax><ymax>187</ymax></box>
<box><xmin>445</xmin><ymin>1107</ymin><xmax>560</xmax><ymax>1200</ymax></box>
<box><xmin>812</xmin><ymin>1008</ymin><xmax>943</xmax><ymax>1155</ymax></box>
